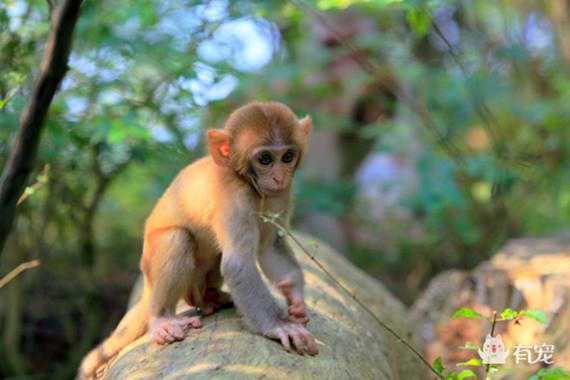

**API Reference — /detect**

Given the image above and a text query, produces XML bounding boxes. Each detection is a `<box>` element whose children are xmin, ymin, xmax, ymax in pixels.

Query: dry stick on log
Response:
<box><xmin>260</xmin><ymin>214</ymin><xmax>444</xmax><ymax>380</ymax></box>
<box><xmin>0</xmin><ymin>0</ymin><xmax>84</xmax><ymax>257</ymax></box>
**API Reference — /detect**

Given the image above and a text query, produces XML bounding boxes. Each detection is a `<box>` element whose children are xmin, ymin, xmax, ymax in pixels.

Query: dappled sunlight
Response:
<box><xmin>1</xmin><ymin>0</ymin><xmax>569</xmax><ymax>378</ymax></box>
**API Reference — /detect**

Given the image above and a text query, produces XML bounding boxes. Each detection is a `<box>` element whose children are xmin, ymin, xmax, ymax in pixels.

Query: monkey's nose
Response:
<box><xmin>273</xmin><ymin>177</ymin><xmax>283</xmax><ymax>185</ymax></box>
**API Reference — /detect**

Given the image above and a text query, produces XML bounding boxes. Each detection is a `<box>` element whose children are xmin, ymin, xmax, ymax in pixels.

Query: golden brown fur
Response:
<box><xmin>78</xmin><ymin>102</ymin><xmax>315</xmax><ymax>379</ymax></box>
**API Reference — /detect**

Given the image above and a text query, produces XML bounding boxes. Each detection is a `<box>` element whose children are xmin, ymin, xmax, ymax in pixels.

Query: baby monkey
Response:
<box><xmin>78</xmin><ymin>101</ymin><xmax>316</xmax><ymax>379</ymax></box>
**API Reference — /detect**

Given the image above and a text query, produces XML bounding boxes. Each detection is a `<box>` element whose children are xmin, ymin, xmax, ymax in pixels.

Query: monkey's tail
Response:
<box><xmin>77</xmin><ymin>293</ymin><xmax>150</xmax><ymax>379</ymax></box>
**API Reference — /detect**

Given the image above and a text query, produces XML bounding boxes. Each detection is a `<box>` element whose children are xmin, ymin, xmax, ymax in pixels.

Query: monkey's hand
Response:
<box><xmin>277</xmin><ymin>279</ymin><xmax>310</xmax><ymax>325</ymax></box>
<box><xmin>265</xmin><ymin>320</ymin><xmax>318</xmax><ymax>356</ymax></box>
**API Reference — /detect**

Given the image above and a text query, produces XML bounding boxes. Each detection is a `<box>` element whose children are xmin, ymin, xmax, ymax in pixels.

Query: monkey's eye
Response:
<box><xmin>282</xmin><ymin>150</ymin><xmax>295</xmax><ymax>163</ymax></box>
<box><xmin>258</xmin><ymin>152</ymin><xmax>273</xmax><ymax>166</ymax></box>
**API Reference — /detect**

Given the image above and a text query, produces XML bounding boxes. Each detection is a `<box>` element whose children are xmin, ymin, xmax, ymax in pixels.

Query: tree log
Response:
<box><xmin>412</xmin><ymin>232</ymin><xmax>570</xmax><ymax>377</ymax></box>
<box><xmin>102</xmin><ymin>233</ymin><xmax>425</xmax><ymax>379</ymax></box>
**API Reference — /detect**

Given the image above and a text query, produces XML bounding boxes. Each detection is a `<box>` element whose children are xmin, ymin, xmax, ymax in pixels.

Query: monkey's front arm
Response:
<box><xmin>219</xmin><ymin>220</ymin><xmax>317</xmax><ymax>355</ymax></box>
<box><xmin>259</xmin><ymin>235</ymin><xmax>310</xmax><ymax>325</ymax></box>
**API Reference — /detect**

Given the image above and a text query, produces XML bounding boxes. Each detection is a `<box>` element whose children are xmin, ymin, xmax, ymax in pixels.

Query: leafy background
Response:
<box><xmin>1</xmin><ymin>0</ymin><xmax>570</xmax><ymax>378</ymax></box>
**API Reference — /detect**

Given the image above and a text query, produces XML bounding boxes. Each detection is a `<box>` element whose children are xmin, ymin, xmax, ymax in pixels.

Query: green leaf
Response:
<box><xmin>500</xmin><ymin>308</ymin><xmax>518</xmax><ymax>320</ymax></box>
<box><xmin>530</xmin><ymin>366</ymin><xmax>570</xmax><ymax>380</ymax></box>
<box><xmin>452</xmin><ymin>307</ymin><xmax>484</xmax><ymax>320</ymax></box>
<box><xmin>471</xmin><ymin>181</ymin><xmax>492</xmax><ymax>202</ymax></box>
<box><xmin>444</xmin><ymin>371</ymin><xmax>456</xmax><ymax>380</ymax></box>
<box><xmin>457</xmin><ymin>369</ymin><xmax>478</xmax><ymax>380</ymax></box>
<box><xmin>458</xmin><ymin>342</ymin><xmax>479</xmax><ymax>351</ymax></box>
<box><xmin>108</xmin><ymin>129</ymin><xmax>127</xmax><ymax>144</ymax></box>
<box><xmin>457</xmin><ymin>358</ymin><xmax>482</xmax><ymax>367</ymax></box>
<box><xmin>432</xmin><ymin>357</ymin><xmax>446</xmax><ymax>374</ymax></box>
<box><xmin>306</xmin><ymin>239</ymin><xmax>317</xmax><ymax>246</ymax></box>
<box><xmin>0</xmin><ymin>87</ymin><xmax>19</xmax><ymax>110</ymax></box>
<box><xmin>523</xmin><ymin>310</ymin><xmax>548</xmax><ymax>324</ymax></box>
<box><xmin>316</xmin><ymin>0</ymin><xmax>398</xmax><ymax>10</ymax></box>
<box><xmin>406</xmin><ymin>7</ymin><xmax>431</xmax><ymax>37</ymax></box>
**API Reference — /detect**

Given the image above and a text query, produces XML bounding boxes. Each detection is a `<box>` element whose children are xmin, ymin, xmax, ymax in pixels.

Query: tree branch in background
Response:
<box><xmin>0</xmin><ymin>259</ymin><xmax>41</xmax><ymax>290</ymax></box>
<box><xmin>16</xmin><ymin>164</ymin><xmax>50</xmax><ymax>206</ymax></box>
<box><xmin>0</xmin><ymin>0</ymin><xmax>83</xmax><ymax>257</ymax></box>
<box><xmin>45</xmin><ymin>0</ymin><xmax>54</xmax><ymax>16</ymax></box>
<box><xmin>80</xmin><ymin>144</ymin><xmax>132</xmax><ymax>269</ymax></box>
<box><xmin>290</xmin><ymin>0</ymin><xmax>466</xmax><ymax>166</ymax></box>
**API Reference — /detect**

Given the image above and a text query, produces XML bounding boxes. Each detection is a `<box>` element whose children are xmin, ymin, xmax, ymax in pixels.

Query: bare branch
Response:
<box><xmin>46</xmin><ymin>0</ymin><xmax>54</xmax><ymax>16</ymax></box>
<box><xmin>289</xmin><ymin>0</ymin><xmax>466</xmax><ymax>166</ymax></box>
<box><xmin>17</xmin><ymin>164</ymin><xmax>50</xmax><ymax>206</ymax></box>
<box><xmin>0</xmin><ymin>259</ymin><xmax>41</xmax><ymax>289</ymax></box>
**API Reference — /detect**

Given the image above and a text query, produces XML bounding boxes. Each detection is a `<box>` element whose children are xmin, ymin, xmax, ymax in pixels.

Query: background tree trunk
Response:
<box><xmin>0</xmin><ymin>0</ymin><xmax>83</xmax><ymax>257</ymax></box>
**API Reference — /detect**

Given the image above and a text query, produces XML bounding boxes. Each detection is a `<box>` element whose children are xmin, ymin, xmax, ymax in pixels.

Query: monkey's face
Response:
<box><xmin>248</xmin><ymin>145</ymin><xmax>299</xmax><ymax>196</ymax></box>
<box><xmin>207</xmin><ymin>102</ymin><xmax>312</xmax><ymax>197</ymax></box>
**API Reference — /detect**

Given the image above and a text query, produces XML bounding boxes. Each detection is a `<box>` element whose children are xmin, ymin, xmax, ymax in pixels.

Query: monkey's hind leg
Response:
<box><xmin>201</xmin><ymin>288</ymin><xmax>233</xmax><ymax>316</ymax></box>
<box><xmin>144</xmin><ymin>228</ymin><xmax>203</xmax><ymax>345</ymax></box>
<box><xmin>184</xmin><ymin>255</ymin><xmax>233</xmax><ymax>316</ymax></box>
<box><xmin>203</xmin><ymin>258</ymin><xmax>233</xmax><ymax>315</ymax></box>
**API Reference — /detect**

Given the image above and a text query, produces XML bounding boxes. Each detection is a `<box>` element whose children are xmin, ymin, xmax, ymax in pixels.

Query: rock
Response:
<box><xmin>103</xmin><ymin>233</ymin><xmax>425</xmax><ymax>379</ymax></box>
<box><xmin>411</xmin><ymin>233</ymin><xmax>570</xmax><ymax>378</ymax></box>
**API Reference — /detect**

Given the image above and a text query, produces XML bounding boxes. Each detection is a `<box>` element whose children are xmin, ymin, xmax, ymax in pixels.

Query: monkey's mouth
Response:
<box><xmin>262</xmin><ymin>187</ymin><xmax>288</xmax><ymax>197</ymax></box>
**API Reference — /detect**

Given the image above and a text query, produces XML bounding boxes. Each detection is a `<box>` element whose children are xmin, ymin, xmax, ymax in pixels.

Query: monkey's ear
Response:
<box><xmin>207</xmin><ymin>130</ymin><xmax>231</xmax><ymax>166</ymax></box>
<box><xmin>299</xmin><ymin>115</ymin><xmax>312</xmax><ymax>138</ymax></box>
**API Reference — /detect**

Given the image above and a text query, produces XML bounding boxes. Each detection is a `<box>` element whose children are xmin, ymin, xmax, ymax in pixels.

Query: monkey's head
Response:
<box><xmin>207</xmin><ymin>102</ymin><xmax>311</xmax><ymax>197</ymax></box>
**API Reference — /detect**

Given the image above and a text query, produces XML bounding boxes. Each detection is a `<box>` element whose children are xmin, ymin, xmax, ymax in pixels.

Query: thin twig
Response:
<box><xmin>17</xmin><ymin>164</ymin><xmax>50</xmax><ymax>206</ymax></box>
<box><xmin>289</xmin><ymin>0</ymin><xmax>466</xmax><ymax>166</ymax></box>
<box><xmin>261</xmin><ymin>215</ymin><xmax>443</xmax><ymax>379</ymax></box>
<box><xmin>0</xmin><ymin>87</ymin><xmax>20</xmax><ymax>111</ymax></box>
<box><xmin>421</xmin><ymin>5</ymin><xmax>505</xmax><ymax>157</ymax></box>
<box><xmin>0</xmin><ymin>259</ymin><xmax>41</xmax><ymax>289</ymax></box>
<box><xmin>46</xmin><ymin>0</ymin><xmax>54</xmax><ymax>16</ymax></box>
<box><xmin>484</xmin><ymin>310</ymin><xmax>498</xmax><ymax>377</ymax></box>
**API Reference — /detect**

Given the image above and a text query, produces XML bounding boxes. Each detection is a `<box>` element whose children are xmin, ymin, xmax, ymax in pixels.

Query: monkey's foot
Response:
<box><xmin>148</xmin><ymin>316</ymin><xmax>202</xmax><ymax>345</ymax></box>
<box><xmin>265</xmin><ymin>321</ymin><xmax>319</xmax><ymax>356</ymax></box>
<box><xmin>201</xmin><ymin>288</ymin><xmax>233</xmax><ymax>316</ymax></box>
<box><xmin>276</xmin><ymin>280</ymin><xmax>310</xmax><ymax>325</ymax></box>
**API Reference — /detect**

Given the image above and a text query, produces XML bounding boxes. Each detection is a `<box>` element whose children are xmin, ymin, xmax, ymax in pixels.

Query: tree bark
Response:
<box><xmin>0</xmin><ymin>0</ymin><xmax>83</xmax><ymax>256</ymax></box>
<box><xmin>102</xmin><ymin>233</ymin><xmax>426</xmax><ymax>380</ymax></box>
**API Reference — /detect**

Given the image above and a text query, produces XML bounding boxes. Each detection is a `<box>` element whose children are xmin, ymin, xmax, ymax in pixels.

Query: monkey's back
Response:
<box><xmin>143</xmin><ymin>156</ymin><xmax>253</xmax><ymax>256</ymax></box>
<box><xmin>145</xmin><ymin>157</ymin><xmax>220</xmax><ymax>230</ymax></box>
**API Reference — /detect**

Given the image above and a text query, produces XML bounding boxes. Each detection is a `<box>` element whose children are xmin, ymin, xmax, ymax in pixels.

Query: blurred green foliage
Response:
<box><xmin>1</xmin><ymin>0</ymin><xmax>570</xmax><ymax>377</ymax></box>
